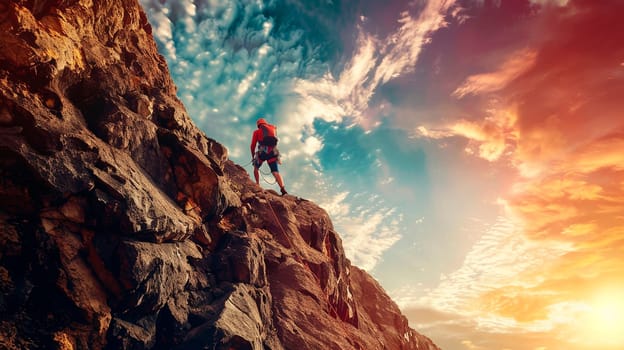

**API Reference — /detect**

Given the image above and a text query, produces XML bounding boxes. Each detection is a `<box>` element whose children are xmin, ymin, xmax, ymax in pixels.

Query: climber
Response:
<box><xmin>251</xmin><ymin>118</ymin><xmax>288</xmax><ymax>195</ymax></box>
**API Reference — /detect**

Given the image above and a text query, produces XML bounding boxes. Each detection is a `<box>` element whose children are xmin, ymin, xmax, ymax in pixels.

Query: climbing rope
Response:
<box><xmin>260</xmin><ymin>171</ymin><xmax>276</xmax><ymax>185</ymax></box>
<box><xmin>258</xmin><ymin>167</ymin><xmax>272</xmax><ymax>176</ymax></box>
<box><xmin>245</xmin><ymin>157</ymin><xmax>277</xmax><ymax>185</ymax></box>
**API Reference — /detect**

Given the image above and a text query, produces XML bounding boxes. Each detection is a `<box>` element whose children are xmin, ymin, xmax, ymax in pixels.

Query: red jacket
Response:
<box><xmin>251</xmin><ymin>123</ymin><xmax>277</xmax><ymax>157</ymax></box>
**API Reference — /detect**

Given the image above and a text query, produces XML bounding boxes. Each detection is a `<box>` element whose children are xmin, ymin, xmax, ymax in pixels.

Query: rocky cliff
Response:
<box><xmin>0</xmin><ymin>1</ymin><xmax>440</xmax><ymax>349</ymax></box>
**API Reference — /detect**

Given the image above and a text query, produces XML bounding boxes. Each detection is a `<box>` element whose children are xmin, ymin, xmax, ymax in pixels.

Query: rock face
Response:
<box><xmin>0</xmin><ymin>1</ymin><xmax>441</xmax><ymax>350</ymax></box>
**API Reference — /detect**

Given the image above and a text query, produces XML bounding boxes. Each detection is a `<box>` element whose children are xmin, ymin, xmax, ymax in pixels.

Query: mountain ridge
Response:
<box><xmin>0</xmin><ymin>1</ymin><xmax>441</xmax><ymax>349</ymax></box>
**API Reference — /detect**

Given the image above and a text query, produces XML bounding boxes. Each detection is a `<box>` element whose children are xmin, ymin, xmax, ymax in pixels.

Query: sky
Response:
<box><xmin>138</xmin><ymin>1</ymin><xmax>624</xmax><ymax>349</ymax></box>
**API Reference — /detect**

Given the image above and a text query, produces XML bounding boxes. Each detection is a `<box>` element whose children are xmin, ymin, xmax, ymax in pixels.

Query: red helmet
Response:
<box><xmin>256</xmin><ymin>118</ymin><xmax>267</xmax><ymax>127</ymax></box>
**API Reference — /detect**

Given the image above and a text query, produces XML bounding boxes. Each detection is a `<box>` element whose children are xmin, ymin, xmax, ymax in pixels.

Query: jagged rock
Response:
<box><xmin>0</xmin><ymin>1</ymin><xmax>441</xmax><ymax>350</ymax></box>
<box><xmin>108</xmin><ymin>317</ymin><xmax>156</xmax><ymax>350</ymax></box>
<box><xmin>212</xmin><ymin>232</ymin><xmax>267</xmax><ymax>287</ymax></box>
<box><xmin>180</xmin><ymin>283</ymin><xmax>280</xmax><ymax>350</ymax></box>
<box><xmin>115</xmin><ymin>240</ymin><xmax>201</xmax><ymax>315</ymax></box>
<box><xmin>350</xmin><ymin>266</ymin><xmax>440</xmax><ymax>350</ymax></box>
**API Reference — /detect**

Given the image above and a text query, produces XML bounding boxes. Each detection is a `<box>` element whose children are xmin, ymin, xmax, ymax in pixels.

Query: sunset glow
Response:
<box><xmin>581</xmin><ymin>288</ymin><xmax>624</xmax><ymax>346</ymax></box>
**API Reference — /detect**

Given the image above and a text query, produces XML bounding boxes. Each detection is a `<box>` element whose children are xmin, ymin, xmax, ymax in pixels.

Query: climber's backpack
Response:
<box><xmin>259</xmin><ymin>123</ymin><xmax>278</xmax><ymax>147</ymax></box>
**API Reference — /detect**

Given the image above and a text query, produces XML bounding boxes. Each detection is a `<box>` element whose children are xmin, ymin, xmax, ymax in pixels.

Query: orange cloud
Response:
<box><xmin>477</xmin><ymin>286</ymin><xmax>555</xmax><ymax>322</ymax></box>
<box><xmin>562</xmin><ymin>136</ymin><xmax>624</xmax><ymax>174</ymax></box>
<box><xmin>448</xmin><ymin>106</ymin><xmax>519</xmax><ymax>161</ymax></box>
<box><xmin>453</xmin><ymin>49</ymin><xmax>537</xmax><ymax>98</ymax></box>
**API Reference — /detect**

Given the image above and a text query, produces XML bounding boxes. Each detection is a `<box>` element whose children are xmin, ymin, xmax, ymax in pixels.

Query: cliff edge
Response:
<box><xmin>0</xmin><ymin>1</ymin><xmax>440</xmax><ymax>349</ymax></box>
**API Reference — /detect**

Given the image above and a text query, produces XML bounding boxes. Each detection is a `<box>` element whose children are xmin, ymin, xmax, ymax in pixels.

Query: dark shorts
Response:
<box><xmin>254</xmin><ymin>151</ymin><xmax>279</xmax><ymax>172</ymax></box>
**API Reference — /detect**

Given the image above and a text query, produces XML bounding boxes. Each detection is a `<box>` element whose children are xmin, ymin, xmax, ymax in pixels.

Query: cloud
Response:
<box><xmin>414</xmin><ymin>125</ymin><xmax>453</xmax><ymax>139</ymax></box>
<box><xmin>301</xmin><ymin>135</ymin><xmax>323</xmax><ymax>156</ymax></box>
<box><xmin>416</xmin><ymin>103</ymin><xmax>519</xmax><ymax>161</ymax></box>
<box><xmin>318</xmin><ymin>192</ymin><xmax>402</xmax><ymax>271</ymax></box>
<box><xmin>461</xmin><ymin>340</ymin><xmax>484</xmax><ymax>350</ymax></box>
<box><xmin>398</xmin><ymin>186</ymin><xmax>621</xmax><ymax>348</ymax></box>
<box><xmin>415</xmin><ymin>217</ymin><xmax>571</xmax><ymax>313</ymax></box>
<box><xmin>453</xmin><ymin>49</ymin><xmax>537</xmax><ymax>98</ymax></box>
<box><xmin>530</xmin><ymin>0</ymin><xmax>571</xmax><ymax>6</ymax></box>
<box><xmin>561</xmin><ymin>135</ymin><xmax>624</xmax><ymax>174</ymax></box>
<box><xmin>400</xmin><ymin>303</ymin><xmax>577</xmax><ymax>350</ymax></box>
<box><xmin>283</xmin><ymin>0</ymin><xmax>460</xmax><ymax>129</ymax></box>
<box><xmin>373</xmin><ymin>1</ymin><xmax>453</xmax><ymax>84</ymax></box>
<box><xmin>407</xmin><ymin>48</ymin><xmax>538</xmax><ymax>163</ymax></box>
<box><xmin>448</xmin><ymin>107</ymin><xmax>517</xmax><ymax>161</ymax></box>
